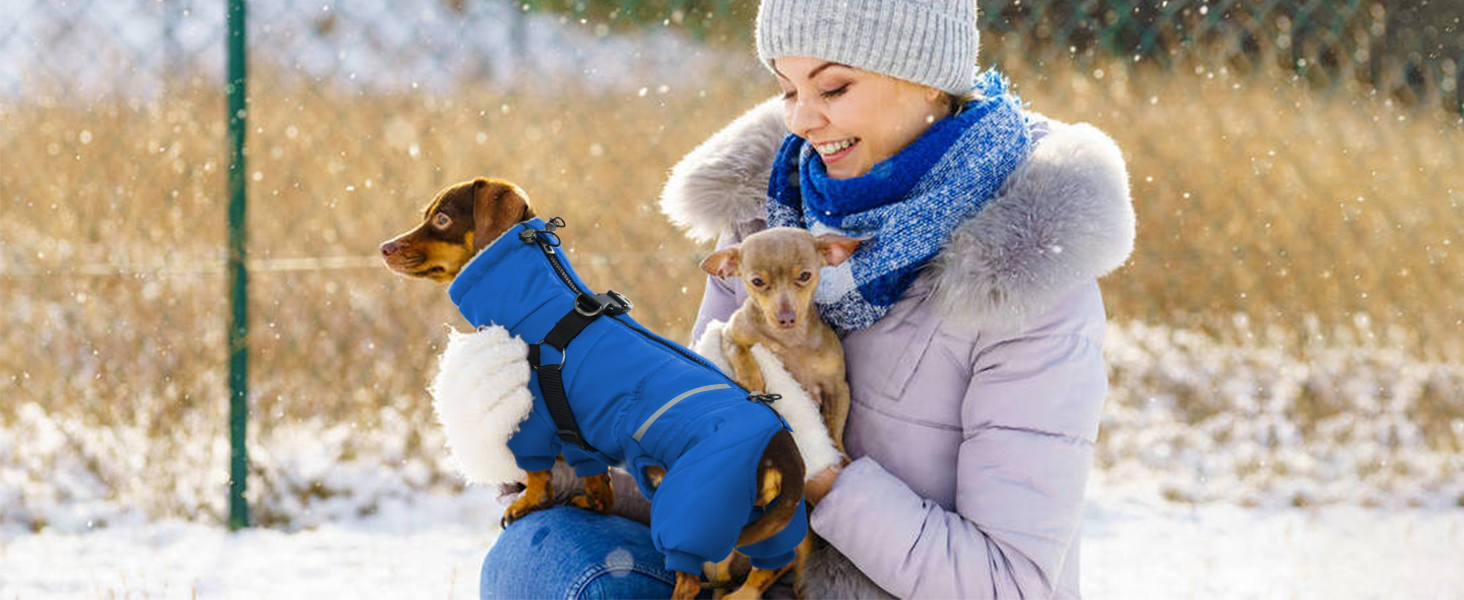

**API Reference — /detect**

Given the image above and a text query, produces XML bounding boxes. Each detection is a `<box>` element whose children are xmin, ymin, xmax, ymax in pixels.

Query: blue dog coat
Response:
<box><xmin>448</xmin><ymin>218</ymin><xmax>807</xmax><ymax>574</ymax></box>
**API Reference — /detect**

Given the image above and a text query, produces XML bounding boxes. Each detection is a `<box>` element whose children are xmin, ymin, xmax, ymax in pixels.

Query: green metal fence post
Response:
<box><xmin>1457</xmin><ymin>48</ymin><xmax>1463</xmax><ymax>118</ymax></box>
<box><xmin>226</xmin><ymin>0</ymin><xmax>251</xmax><ymax>531</ymax></box>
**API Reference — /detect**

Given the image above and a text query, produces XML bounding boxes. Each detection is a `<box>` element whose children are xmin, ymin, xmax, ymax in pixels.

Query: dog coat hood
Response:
<box><xmin>447</xmin><ymin>218</ymin><xmax>807</xmax><ymax>573</ymax></box>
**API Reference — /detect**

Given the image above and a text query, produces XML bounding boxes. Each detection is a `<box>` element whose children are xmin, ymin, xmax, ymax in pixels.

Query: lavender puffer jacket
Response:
<box><xmin>657</xmin><ymin>98</ymin><xmax>1135</xmax><ymax>598</ymax></box>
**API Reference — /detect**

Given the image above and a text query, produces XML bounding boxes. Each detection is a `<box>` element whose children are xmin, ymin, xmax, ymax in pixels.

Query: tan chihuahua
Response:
<box><xmin>699</xmin><ymin>227</ymin><xmax>862</xmax><ymax>598</ymax></box>
<box><xmin>700</xmin><ymin>227</ymin><xmax>863</xmax><ymax>453</ymax></box>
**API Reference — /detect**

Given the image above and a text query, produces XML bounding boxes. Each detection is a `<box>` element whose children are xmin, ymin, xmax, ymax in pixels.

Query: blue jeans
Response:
<box><xmin>480</xmin><ymin>506</ymin><xmax>715</xmax><ymax>599</ymax></box>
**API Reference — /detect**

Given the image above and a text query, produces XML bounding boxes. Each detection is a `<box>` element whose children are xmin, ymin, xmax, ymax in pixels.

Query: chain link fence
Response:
<box><xmin>2</xmin><ymin>0</ymin><xmax>1463</xmax><ymax>525</ymax></box>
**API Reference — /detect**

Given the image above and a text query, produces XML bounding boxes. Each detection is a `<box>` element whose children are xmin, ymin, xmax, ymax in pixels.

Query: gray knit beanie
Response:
<box><xmin>755</xmin><ymin>0</ymin><xmax>979</xmax><ymax>95</ymax></box>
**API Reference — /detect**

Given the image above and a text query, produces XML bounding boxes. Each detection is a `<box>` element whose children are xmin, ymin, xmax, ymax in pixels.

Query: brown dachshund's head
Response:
<box><xmin>379</xmin><ymin>177</ymin><xmax>537</xmax><ymax>283</ymax></box>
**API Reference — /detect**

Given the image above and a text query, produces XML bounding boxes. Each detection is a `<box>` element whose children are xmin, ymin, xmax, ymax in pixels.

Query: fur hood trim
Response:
<box><xmin>659</xmin><ymin>98</ymin><xmax>789</xmax><ymax>244</ymax></box>
<box><xmin>658</xmin><ymin>98</ymin><xmax>1135</xmax><ymax>330</ymax></box>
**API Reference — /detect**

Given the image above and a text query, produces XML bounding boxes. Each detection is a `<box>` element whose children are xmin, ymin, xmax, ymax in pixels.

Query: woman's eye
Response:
<box><xmin>433</xmin><ymin>213</ymin><xmax>451</xmax><ymax>229</ymax></box>
<box><xmin>780</xmin><ymin>89</ymin><xmax>796</xmax><ymax>101</ymax></box>
<box><xmin>819</xmin><ymin>84</ymin><xmax>849</xmax><ymax>99</ymax></box>
<box><xmin>798</xmin><ymin>271</ymin><xmax>812</xmax><ymax>282</ymax></box>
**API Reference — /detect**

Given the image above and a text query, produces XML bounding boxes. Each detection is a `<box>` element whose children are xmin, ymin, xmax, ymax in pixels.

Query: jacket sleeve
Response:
<box><xmin>809</xmin><ymin>331</ymin><xmax>1106</xmax><ymax>598</ymax></box>
<box><xmin>505</xmin><ymin>410</ymin><xmax>562</xmax><ymax>473</ymax></box>
<box><xmin>647</xmin><ymin>451</ymin><xmax>745</xmax><ymax>574</ymax></box>
<box><xmin>736</xmin><ymin>497</ymin><xmax>808</xmax><ymax>570</ymax></box>
<box><xmin>560</xmin><ymin>445</ymin><xmax>607</xmax><ymax>478</ymax></box>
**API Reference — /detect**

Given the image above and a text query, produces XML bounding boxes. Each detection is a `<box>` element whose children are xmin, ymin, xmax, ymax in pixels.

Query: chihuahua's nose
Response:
<box><xmin>776</xmin><ymin>308</ymin><xmax>797</xmax><ymax>329</ymax></box>
<box><xmin>380</xmin><ymin>240</ymin><xmax>400</xmax><ymax>257</ymax></box>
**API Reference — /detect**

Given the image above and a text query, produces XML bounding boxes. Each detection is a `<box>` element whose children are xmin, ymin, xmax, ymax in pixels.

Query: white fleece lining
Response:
<box><xmin>428</xmin><ymin>325</ymin><xmax>536</xmax><ymax>485</ymax></box>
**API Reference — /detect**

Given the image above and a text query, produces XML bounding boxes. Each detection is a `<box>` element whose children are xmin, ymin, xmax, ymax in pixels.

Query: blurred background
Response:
<box><xmin>2</xmin><ymin>0</ymin><xmax>1463</xmax><ymax>590</ymax></box>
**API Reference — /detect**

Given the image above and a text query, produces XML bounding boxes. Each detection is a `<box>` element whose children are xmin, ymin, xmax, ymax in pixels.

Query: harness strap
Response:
<box><xmin>528</xmin><ymin>291</ymin><xmax>631</xmax><ymax>455</ymax></box>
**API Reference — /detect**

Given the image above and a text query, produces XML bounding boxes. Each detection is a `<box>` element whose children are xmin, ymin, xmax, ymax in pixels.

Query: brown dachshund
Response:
<box><xmin>379</xmin><ymin>178</ymin><xmax>615</xmax><ymax>524</ymax></box>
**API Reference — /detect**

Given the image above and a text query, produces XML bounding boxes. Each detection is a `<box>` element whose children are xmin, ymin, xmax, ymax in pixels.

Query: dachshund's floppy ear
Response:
<box><xmin>471</xmin><ymin>178</ymin><xmax>536</xmax><ymax>253</ymax></box>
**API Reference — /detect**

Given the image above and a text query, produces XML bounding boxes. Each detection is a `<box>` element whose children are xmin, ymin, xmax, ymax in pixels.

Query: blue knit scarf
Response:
<box><xmin>765</xmin><ymin>71</ymin><xmax>1032</xmax><ymax>332</ymax></box>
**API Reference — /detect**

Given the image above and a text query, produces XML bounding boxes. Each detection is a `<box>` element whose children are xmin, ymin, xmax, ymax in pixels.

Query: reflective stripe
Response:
<box><xmin>632</xmin><ymin>384</ymin><xmax>731</xmax><ymax>442</ymax></box>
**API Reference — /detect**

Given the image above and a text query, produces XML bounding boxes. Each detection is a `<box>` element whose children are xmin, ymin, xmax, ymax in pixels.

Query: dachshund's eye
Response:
<box><xmin>432</xmin><ymin>213</ymin><xmax>452</xmax><ymax>229</ymax></box>
<box><xmin>798</xmin><ymin>271</ymin><xmax>812</xmax><ymax>282</ymax></box>
<box><xmin>750</xmin><ymin>277</ymin><xmax>765</xmax><ymax>288</ymax></box>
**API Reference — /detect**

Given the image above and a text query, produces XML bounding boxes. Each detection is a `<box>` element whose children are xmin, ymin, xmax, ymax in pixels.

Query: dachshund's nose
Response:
<box><xmin>380</xmin><ymin>240</ymin><xmax>400</xmax><ymax>257</ymax></box>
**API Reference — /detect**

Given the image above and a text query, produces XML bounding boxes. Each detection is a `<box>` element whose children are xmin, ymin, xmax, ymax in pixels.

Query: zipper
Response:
<box><xmin>529</xmin><ymin>236</ymin><xmax>740</xmax><ymax>387</ymax></box>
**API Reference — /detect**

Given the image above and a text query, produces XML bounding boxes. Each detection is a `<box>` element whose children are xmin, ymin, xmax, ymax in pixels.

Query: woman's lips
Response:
<box><xmin>817</xmin><ymin>138</ymin><xmax>859</xmax><ymax>165</ymax></box>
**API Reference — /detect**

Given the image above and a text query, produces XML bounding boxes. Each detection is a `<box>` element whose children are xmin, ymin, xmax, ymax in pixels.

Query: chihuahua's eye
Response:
<box><xmin>750</xmin><ymin>277</ymin><xmax>765</xmax><ymax>288</ymax></box>
<box><xmin>799</xmin><ymin>271</ymin><xmax>813</xmax><ymax>282</ymax></box>
<box><xmin>432</xmin><ymin>213</ymin><xmax>452</xmax><ymax>229</ymax></box>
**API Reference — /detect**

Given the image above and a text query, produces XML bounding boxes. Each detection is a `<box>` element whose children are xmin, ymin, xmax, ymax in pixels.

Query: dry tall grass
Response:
<box><xmin>2</xmin><ymin>44</ymin><xmax>1461</xmax><ymax>441</ymax></box>
<box><xmin>1043</xmin><ymin>57</ymin><xmax>1464</xmax><ymax>359</ymax></box>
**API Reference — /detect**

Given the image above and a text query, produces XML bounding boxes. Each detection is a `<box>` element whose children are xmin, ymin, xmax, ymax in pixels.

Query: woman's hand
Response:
<box><xmin>803</xmin><ymin>457</ymin><xmax>851</xmax><ymax>505</ymax></box>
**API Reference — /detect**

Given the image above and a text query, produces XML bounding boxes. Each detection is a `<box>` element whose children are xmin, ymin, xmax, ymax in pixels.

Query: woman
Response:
<box><xmin>482</xmin><ymin>0</ymin><xmax>1134</xmax><ymax>597</ymax></box>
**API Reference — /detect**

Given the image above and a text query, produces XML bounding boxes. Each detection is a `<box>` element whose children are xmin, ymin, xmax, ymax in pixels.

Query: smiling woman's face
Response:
<box><xmin>773</xmin><ymin>56</ymin><xmax>952</xmax><ymax>180</ymax></box>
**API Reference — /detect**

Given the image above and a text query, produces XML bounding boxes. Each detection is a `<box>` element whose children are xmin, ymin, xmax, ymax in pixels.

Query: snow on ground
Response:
<box><xmin>4</xmin><ymin>481</ymin><xmax>1462</xmax><ymax>599</ymax></box>
<box><xmin>4</xmin><ymin>319</ymin><xmax>1463</xmax><ymax>597</ymax></box>
<box><xmin>1081</xmin><ymin>477</ymin><xmax>1464</xmax><ymax>599</ymax></box>
<box><xmin>0</xmin><ymin>490</ymin><xmax>504</xmax><ymax>599</ymax></box>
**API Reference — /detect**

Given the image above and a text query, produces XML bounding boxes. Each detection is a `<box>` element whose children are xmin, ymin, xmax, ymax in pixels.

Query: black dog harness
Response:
<box><xmin>520</xmin><ymin>218</ymin><xmax>634</xmax><ymax>456</ymax></box>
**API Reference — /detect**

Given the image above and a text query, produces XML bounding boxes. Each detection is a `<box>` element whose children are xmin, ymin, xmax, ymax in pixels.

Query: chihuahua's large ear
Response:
<box><xmin>471</xmin><ymin>178</ymin><xmax>536</xmax><ymax>253</ymax></box>
<box><xmin>699</xmin><ymin>246</ymin><xmax>741</xmax><ymax>280</ymax></box>
<box><xmin>815</xmin><ymin>233</ymin><xmax>865</xmax><ymax>267</ymax></box>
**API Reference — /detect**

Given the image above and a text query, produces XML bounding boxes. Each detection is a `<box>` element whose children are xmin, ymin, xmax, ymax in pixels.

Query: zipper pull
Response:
<box><xmin>518</xmin><ymin>220</ymin><xmax>563</xmax><ymax>252</ymax></box>
<box><xmin>747</xmin><ymin>393</ymin><xmax>781</xmax><ymax>405</ymax></box>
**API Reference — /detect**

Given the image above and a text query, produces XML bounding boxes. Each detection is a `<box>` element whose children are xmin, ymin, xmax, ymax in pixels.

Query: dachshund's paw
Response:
<box><xmin>499</xmin><ymin>496</ymin><xmax>552</xmax><ymax>529</ymax></box>
<box><xmin>722</xmin><ymin>588</ymin><xmax>763</xmax><ymax>600</ymax></box>
<box><xmin>671</xmin><ymin>572</ymin><xmax>704</xmax><ymax>600</ymax></box>
<box><xmin>499</xmin><ymin>505</ymin><xmax>539</xmax><ymax>529</ymax></box>
<box><xmin>565</xmin><ymin>491</ymin><xmax>613</xmax><ymax>515</ymax></box>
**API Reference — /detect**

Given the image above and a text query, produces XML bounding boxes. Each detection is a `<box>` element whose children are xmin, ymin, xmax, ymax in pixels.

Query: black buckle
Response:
<box><xmin>574</xmin><ymin>291</ymin><xmax>632</xmax><ymax>318</ymax></box>
<box><xmin>605</xmin><ymin>290</ymin><xmax>633</xmax><ymax>313</ymax></box>
<box><xmin>748</xmin><ymin>393</ymin><xmax>781</xmax><ymax>405</ymax></box>
<box><xmin>557</xmin><ymin>429</ymin><xmax>590</xmax><ymax>450</ymax></box>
